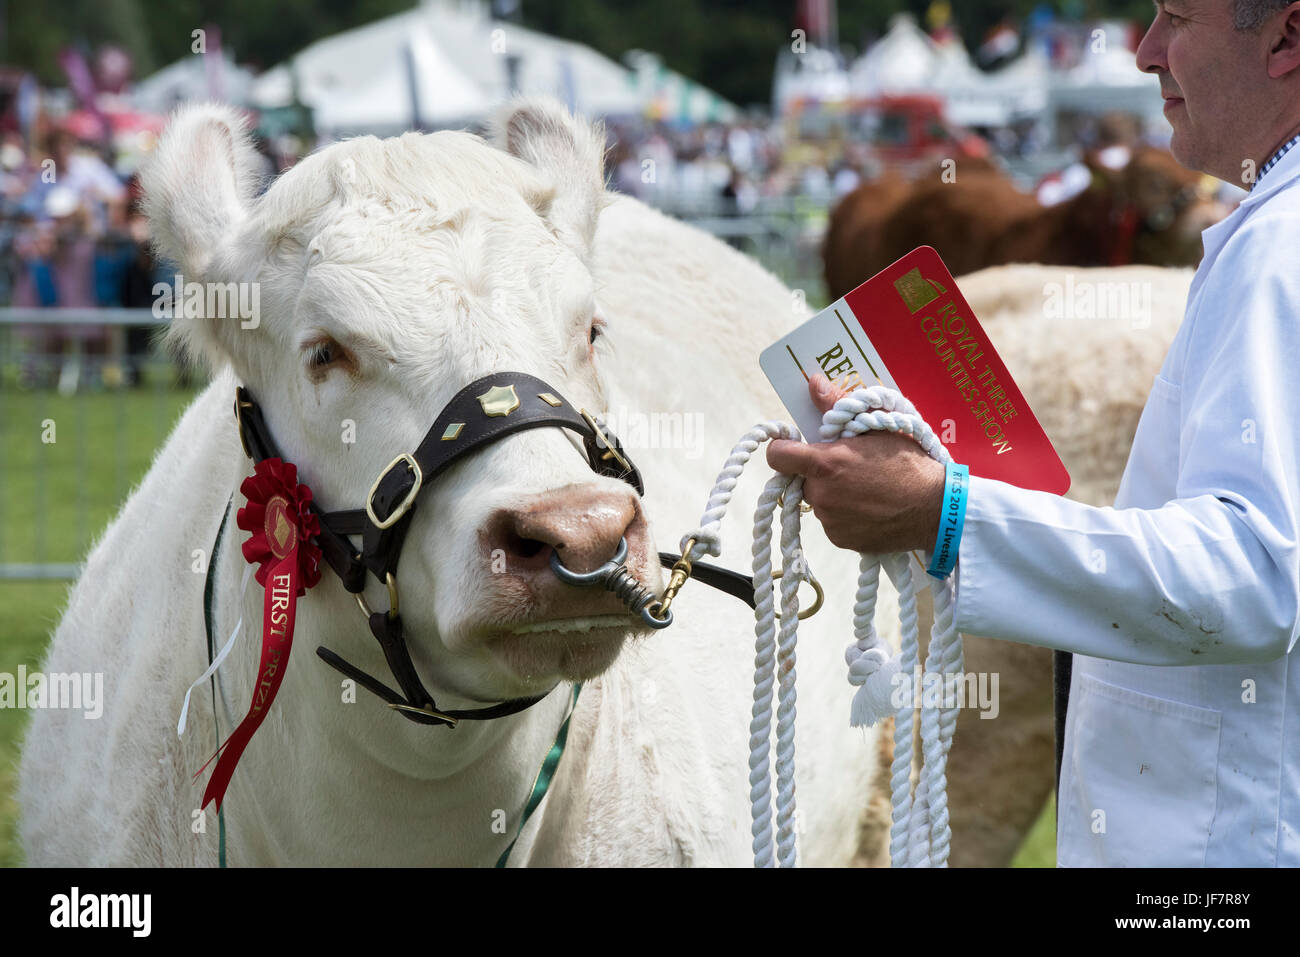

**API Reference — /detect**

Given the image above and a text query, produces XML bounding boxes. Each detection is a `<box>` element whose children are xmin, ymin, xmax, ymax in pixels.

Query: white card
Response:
<box><xmin>759</xmin><ymin>297</ymin><xmax>898</xmax><ymax>443</ymax></box>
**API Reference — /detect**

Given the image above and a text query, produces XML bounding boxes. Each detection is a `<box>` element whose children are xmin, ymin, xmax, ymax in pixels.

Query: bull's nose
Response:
<box><xmin>483</xmin><ymin>484</ymin><xmax>646</xmax><ymax>576</ymax></box>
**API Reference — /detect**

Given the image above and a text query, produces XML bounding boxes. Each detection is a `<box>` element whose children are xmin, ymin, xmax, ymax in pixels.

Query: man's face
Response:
<box><xmin>1137</xmin><ymin>1</ymin><xmax>1270</xmax><ymax>182</ymax></box>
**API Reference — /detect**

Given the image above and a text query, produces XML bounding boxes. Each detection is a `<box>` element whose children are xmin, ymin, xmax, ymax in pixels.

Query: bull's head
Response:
<box><xmin>1084</xmin><ymin>145</ymin><xmax>1232</xmax><ymax>265</ymax></box>
<box><xmin>143</xmin><ymin>99</ymin><xmax>660</xmax><ymax>709</ymax></box>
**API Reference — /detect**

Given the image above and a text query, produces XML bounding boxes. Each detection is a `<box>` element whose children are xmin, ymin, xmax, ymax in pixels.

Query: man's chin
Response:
<box><xmin>1167</xmin><ymin>127</ymin><xmax>1189</xmax><ymax>165</ymax></box>
<box><xmin>1166</xmin><ymin>127</ymin><xmax>1209</xmax><ymax>178</ymax></box>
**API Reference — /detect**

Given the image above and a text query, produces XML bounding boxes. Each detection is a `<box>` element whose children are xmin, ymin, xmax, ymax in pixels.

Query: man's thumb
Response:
<box><xmin>809</xmin><ymin>374</ymin><xmax>842</xmax><ymax>414</ymax></box>
<box><xmin>767</xmin><ymin>437</ymin><xmax>819</xmax><ymax>475</ymax></box>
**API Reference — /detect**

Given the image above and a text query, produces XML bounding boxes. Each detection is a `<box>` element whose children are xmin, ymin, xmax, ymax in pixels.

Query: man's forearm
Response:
<box><xmin>954</xmin><ymin>475</ymin><xmax>1299</xmax><ymax>666</ymax></box>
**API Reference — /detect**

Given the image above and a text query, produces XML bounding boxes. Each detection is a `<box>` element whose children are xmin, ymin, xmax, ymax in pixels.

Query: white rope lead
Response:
<box><xmin>682</xmin><ymin>386</ymin><xmax>964</xmax><ymax>868</ymax></box>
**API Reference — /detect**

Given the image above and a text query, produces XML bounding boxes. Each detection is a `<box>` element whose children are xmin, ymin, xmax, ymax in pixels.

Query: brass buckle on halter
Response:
<box><xmin>366</xmin><ymin>453</ymin><xmax>423</xmax><ymax>530</ymax></box>
<box><xmin>386</xmin><ymin>702</ymin><xmax>460</xmax><ymax>727</ymax></box>
<box><xmin>579</xmin><ymin>408</ymin><xmax>633</xmax><ymax>474</ymax></box>
<box><xmin>355</xmin><ymin>572</ymin><xmax>400</xmax><ymax>622</ymax></box>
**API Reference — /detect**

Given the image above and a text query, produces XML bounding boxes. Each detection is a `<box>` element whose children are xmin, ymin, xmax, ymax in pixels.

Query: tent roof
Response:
<box><xmin>625</xmin><ymin>51</ymin><xmax>739</xmax><ymax>124</ymax></box>
<box><xmin>310</xmin><ymin>19</ymin><xmax>493</xmax><ymax>133</ymax></box>
<box><xmin>133</xmin><ymin>51</ymin><xmax>258</xmax><ymax>113</ymax></box>
<box><xmin>253</xmin><ymin>0</ymin><xmax>643</xmax><ymax>133</ymax></box>
<box><xmin>849</xmin><ymin>14</ymin><xmax>940</xmax><ymax>95</ymax></box>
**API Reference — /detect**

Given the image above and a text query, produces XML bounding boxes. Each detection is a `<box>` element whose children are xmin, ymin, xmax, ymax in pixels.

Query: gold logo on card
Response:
<box><xmin>894</xmin><ymin>268</ymin><xmax>947</xmax><ymax>314</ymax></box>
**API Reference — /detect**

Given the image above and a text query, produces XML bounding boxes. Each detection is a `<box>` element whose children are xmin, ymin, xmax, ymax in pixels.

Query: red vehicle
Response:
<box><xmin>783</xmin><ymin>93</ymin><xmax>988</xmax><ymax>170</ymax></box>
<box><xmin>848</xmin><ymin>94</ymin><xmax>988</xmax><ymax>163</ymax></box>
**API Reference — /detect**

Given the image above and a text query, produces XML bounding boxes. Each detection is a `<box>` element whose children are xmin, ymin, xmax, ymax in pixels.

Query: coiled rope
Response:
<box><xmin>679</xmin><ymin>385</ymin><xmax>964</xmax><ymax>868</ymax></box>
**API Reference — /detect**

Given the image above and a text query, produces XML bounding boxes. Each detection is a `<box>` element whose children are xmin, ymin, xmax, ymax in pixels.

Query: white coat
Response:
<box><xmin>953</xmin><ymin>143</ymin><xmax>1300</xmax><ymax>866</ymax></box>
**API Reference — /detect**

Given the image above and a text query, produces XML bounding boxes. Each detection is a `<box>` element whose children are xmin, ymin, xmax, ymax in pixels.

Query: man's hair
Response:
<box><xmin>1233</xmin><ymin>0</ymin><xmax>1292</xmax><ymax>31</ymax></box>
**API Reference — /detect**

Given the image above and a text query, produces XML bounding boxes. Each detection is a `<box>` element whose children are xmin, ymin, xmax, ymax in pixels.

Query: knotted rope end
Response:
<box><xmin>849</xmin><ymin>655</ymin><xmax>902</xmax><ymax>729</ymax></box>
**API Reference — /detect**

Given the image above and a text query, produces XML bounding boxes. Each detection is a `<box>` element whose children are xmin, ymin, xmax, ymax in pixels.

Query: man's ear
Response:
<box><xmin>140</xmin><ymin>102</ymin><xmax>265</xmax><ymax>370</ymax></box>
<box><xmin>1267</xmin><ymin>3</ymin><xmax>1300</xmax><ymax>78</ymax></box>
<box><xmin>491</xmin><ymin>96</ymin><xmax>610</xmax><ymax>257</ymax></box>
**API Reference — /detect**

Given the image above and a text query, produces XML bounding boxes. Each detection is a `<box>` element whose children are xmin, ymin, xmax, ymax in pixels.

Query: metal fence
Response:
<box><xmin>648</xmin><ymin>193</ymin><xmax>831</xmax><ymax>305</ymax></box>
<box><xmin>0</xmin><ymin>308</ymin><xmax>203</xmax><ymax>579</ymax></box>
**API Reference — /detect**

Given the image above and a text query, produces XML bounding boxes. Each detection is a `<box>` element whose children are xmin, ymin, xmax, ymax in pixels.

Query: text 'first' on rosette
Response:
<box><xmin>197</xmin><ymin>457</ymin><xmax>322</xmax><ymax>811</ymax></box>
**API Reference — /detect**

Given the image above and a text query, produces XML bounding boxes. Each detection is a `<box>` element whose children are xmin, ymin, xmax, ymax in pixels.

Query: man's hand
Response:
<box><xmin>766</xmin><ymin>374</ymin><xmax>947</xmax><ymax>554</ymax></box>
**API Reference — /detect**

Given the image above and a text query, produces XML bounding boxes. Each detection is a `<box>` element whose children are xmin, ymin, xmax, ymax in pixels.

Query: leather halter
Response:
<box><xmin>1106</xmin><ymin>180</ymin><xmax>1209</xmax><ymax>267</ymax></box>
<box><xmin>231</xmin><ymin>370</ymin><xmax>758</xmax><ymax>729</ymax></box>
<box><xmin>233</xmin><ymin>371</ymin><xmax>649</xmax><ymax>726</ymax></box>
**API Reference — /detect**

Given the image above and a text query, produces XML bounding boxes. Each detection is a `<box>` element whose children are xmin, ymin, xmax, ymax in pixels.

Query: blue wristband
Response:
<box><xmin>926</xmin><ymin>462</ymin><xmax>969</xmax><ymax>580</ymax></box>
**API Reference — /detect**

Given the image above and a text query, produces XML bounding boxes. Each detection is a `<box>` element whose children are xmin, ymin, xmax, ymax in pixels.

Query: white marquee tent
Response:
<box><xmin>841</xmin><ymin>14</ymin><xmax>1049</xmax><ymax>127</ymax></box>
<box><xmin>133</xmin><ymin>51</ymin><xmax>259</xmax><ymax>114</ymax></box>
<box><xmin>625</xmin><ymin>50</ymin><xmax>739</xmax><ymax>125</ymax></box>
<box><xmin>828</xmin><ymin>14</ymin><xmax>1160</xmax><ymax>130</ymax></box>
<box><xmin>251</xmin><ymin>0</ymin><xmax>645</xmax><ymax>135</ymax></box>
<box><xmin>1048</xmin><ymin>22</ymin><xmax>1164</xmax><ymax>124</ymax></box>
<box><xmin>848</xmin><ymin>13</ymin><xmax>950</xmax><ymax>96</ymax></box>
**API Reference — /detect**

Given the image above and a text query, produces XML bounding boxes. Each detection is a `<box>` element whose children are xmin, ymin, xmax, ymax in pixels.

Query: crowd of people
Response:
<box><xmin>1</xmin><ymin>112</ymin><xmax>848</xmax><ymax>336</ymax></box>
<box><xmin>1</xmin><ymin>125</ymin><xmax>159</xmax><ymax>385</ymax></box>
<box><xmin>606</xmin><ymin>116</ymin><xmax>867</xmax><ymax>217</ymax></box>
<box><xmin>4</xmin><ymin>129</ymin><xmax>134</xmax><ymax>307</ymax></box>
<box><xmin>0</xmin><ymin>119</ymin><xmax>290</xmax><ymax>386</ymax></box>
<box><xmin>0</xmin><ymin>101</ymin><xmax>1132</xmax><ymax>388</ymax></box>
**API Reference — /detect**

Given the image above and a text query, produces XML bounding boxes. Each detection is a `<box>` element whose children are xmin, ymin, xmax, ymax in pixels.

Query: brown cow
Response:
<box><xmin>824</xmin><ymin>148</ymin><xmax>1229</xmax><ymax>301</ymax></box>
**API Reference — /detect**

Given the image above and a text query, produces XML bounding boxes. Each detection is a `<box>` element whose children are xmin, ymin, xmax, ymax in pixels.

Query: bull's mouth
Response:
<box><xmin>482</xmin><ymin>613</ymin><xmax>651</xmax><ymax>683</ymax></box>
<box><xmin>507</xmin><ymin>614</ymin><xmax>636</xmax><ymax>635</ymax></box>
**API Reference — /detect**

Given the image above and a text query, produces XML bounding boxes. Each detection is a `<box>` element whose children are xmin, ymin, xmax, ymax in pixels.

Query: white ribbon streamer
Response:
<box><xmin>177</xmin><ymin>563</ymin><xmax>255</xmax><ymax>737</ymax></box>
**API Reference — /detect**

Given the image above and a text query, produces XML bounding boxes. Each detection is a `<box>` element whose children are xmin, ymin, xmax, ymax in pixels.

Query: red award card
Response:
<box><xmin>760</xmin><ymin>246</ymin><xmax>1070</xmax><ymax>495</ymax></box>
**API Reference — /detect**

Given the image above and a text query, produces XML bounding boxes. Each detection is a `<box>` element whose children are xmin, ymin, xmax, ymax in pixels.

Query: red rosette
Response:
<box><xmin>198</xmin><ymin>456</ymin><xmax>325</xmax><ymax>811</ymax></box>
<box><xmin>236</xmin><ymin>457</ymin><xmax>322</xmax><ymax>595</ymax></box>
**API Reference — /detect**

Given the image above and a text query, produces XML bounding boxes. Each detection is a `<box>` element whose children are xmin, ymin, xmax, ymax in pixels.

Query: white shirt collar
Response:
<box><xmin>1195</xmin><ymin>136</ymin><xmax>1300</xmax><ymax>268</ymax></box>
<box><xmin>1242</xmin><ymin>133</ymin><xmax>1300</xmax><ymax>207</ymax></box>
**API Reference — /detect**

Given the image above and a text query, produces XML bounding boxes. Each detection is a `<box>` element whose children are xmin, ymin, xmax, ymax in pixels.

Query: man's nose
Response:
<box><xmin>1135</xmin><ymin>16</ymin><xmax>1167</xmax><ymax>75</ymax></box>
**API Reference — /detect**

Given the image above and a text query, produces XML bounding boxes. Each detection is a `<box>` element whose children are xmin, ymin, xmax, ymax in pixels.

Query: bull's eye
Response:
<box><xmin>303</xmin><ymin>335</ymin><xmax>356</xmax><ymax>381</ymax></box>
<box><xmin>588</xmin><ymin>316</ymin><xmax>607</xmax><ymax>352</ymax></box>
<box><xmin>310</xmin><ymin>342</ymin><xmax>336</xmax><ymax>367</ymax></box>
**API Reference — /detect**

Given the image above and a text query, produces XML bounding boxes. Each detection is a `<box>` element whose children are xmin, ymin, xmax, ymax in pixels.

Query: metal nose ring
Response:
<box><xmin>549</xmin><ymin>536</ymin><xmax>628</xmax><ymax>585</ymax></box>
<box><xmin>548</xmin><ymin>537</ymin><xmax>673</xmax><ymax>630</ymax></box>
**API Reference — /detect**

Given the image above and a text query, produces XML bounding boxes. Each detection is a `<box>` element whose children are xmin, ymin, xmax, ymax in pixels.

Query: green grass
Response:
<box><xmin>1</xmin><ymin>381</ymin><xmax>198</xmax><ymax>867</ymax></box>
<box><xmin>0</xmin><ymin>380</ymin><xmax>199</xmax><ymax>565</ymax></box>
<box><xmin>1011</xmin><ymin>796</ymin><xmax>1057</xmax><ymax>867</ymax></box>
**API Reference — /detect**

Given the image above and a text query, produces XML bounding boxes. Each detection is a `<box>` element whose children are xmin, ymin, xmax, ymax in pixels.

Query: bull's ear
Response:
<box><xmin>141</xmin><ymin>103</ymin><xmax>264</xmax><ymax>369</ymax></box>
<box><xmin>492</xmin><ymin>96</ymin><xmax>609</xmax><ymax>256</ymax></box>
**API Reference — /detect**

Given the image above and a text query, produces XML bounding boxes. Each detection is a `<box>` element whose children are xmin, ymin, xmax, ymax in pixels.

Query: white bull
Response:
<box><xmin>19</xmin><ymin>99</ymin><xmax>893</xmax><ymax>866</ymax></box>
